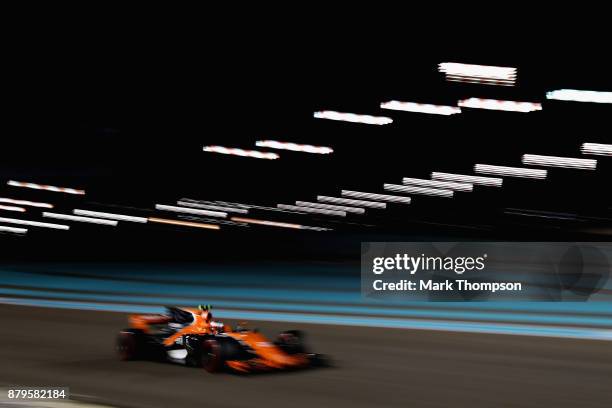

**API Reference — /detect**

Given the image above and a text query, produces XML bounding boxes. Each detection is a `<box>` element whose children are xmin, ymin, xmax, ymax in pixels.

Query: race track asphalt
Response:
<box><xmin>0</xmin><ymin>305</ymin><xmax>611</xmax><ymax>408</ymax></box>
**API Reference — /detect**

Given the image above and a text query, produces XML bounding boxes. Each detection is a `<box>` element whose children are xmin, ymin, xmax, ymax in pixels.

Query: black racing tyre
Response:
<box><xmin>275</xmin><ymin>330</ymin><xmax>306</xmax><ymax>354</ymax></box>
<box><xmin>201</xmin><ymin>338</ymin><xmax>224</xmax><ymax>373</ymax></box>
<box><xmin>199</xmin><ymin>336</ymin><xmax>247</xmax><ymax>372</ymax></box>
<box><xmin>309</xmin><ymin>353</ymin><xmax>332</xmax><ymax>368</ymax></box>
<box><xmin>117</xmin><ymin>329</ymin><xmax>144</xmax><ymax>361</ymax></box>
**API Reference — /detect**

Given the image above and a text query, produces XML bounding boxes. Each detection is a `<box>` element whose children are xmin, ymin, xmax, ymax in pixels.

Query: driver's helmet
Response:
<box><xmin>198</xmin><ymin>304</ymin><xmax>213</xmax><ymax>322</ymax></box>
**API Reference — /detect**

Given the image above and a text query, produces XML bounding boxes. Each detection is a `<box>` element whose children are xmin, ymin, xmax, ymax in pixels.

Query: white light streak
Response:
<box><xmin>522</xmin><ymin>154</ymin><xmax>597</xmax><ymax>170</ymax></box>
<box><xmin>177</xmin><ymin>215</ymin><xmax>249</xmax><ymax>227</ymax></box>
<box><xmin>431</xmin><ymin>172</ymin><xmax>503</xmax><ymax>187</ymax></box>
<box><xmin>155</xmin><ymin>204</ymin><xmax>226</xmax><ymax>218</ymax></box>
<box><xmin>73</xmin><ymin>209</ymin><xmax>148</xmax><ymax>223</ymax></box>
<box><xmin>474</xmin><ymin>164</ymin><xmax>547</xmax><ymax>179</ymax></box>
<box><xmin>0</xmin><ymin>217</ymin><xmax>69</xmax><ymax>230</ymax></box>
<box><xmin>43</xmin><ymin>212</ymin><xmax>118</xmax><ymax>226</ymax></box>
<box><xmin>0</xmin><ymin>225</ymin><xmax>27</xmax><ymax>234</ymax></box>
<box><xmin>444</xmin><ymin>75</ymin><xmax>515</xmax><ymax>86</ymax></box>
<box><xmin>213</xmin><ymin>201</ymin><xmax>295</xmax><ymax>213</ymax></box>
<box><xmin>317</xmin><ymin>196</ymin><xmax>386</xmax><ymax>209</ymax></box>
<box><xmin>380</xmin><ymin>101</ymin><xmax>461</xmax><ymax>115</ymax></box>
<box><xmin>212</xmin><ymin>201</ymin><xmax>251</xmax><ymax>209</ymax></box>
<box><xmin>255</xmin><ymin>140</ymin><xmax>333</xmax><ymax>154</ymax></box>
<box><xmin>230</xmin><ymin>216</ymin><xmax>330</xmax><ymax>231</ymax></box>
<box><xmin>148</xmin><ymin>217</ymin><xmax>220</xmax><ymax>230</ymax></box>
<box><xmin>0</xmin><ymin>204</ymin><xmax>26</xmax><ymax>212</ymax></box>
<box><xmin>277</xmin><ymin>204</ymin><xmax>346</xmax><ymax>217</ymax></box>
<box><xmin>313</xmin><ymin>110</ymin><xmax>393</xmax><ymax>125</ymax></box>
<box><xmin>177</xmin><ymin>201</ymin><xmax>248</xmax><ymax>214</ymax></box>
<box><xmin>384</xmin><ymin>183</ymin><xmax>453</xmax><ymax>198</ymax></box>
<box><xmin>203</xmin><ymin>146</ymin><xmax>279</xmax><ymax>160</ymax></box>
<box><xmin>0</xmin><ymin>198</ymin><xmax>53</xmax><ymax>208</ymax></box>
<box><xmin>546</xmin><ymin>89</ymin><xmax>612</xmax><ymax>104</ymax></box>
<box><xmin>7</xmin><ymin>180</ymin><xmax>85</xmax><ymax>195</ymax></box>
<box><xmin>402</xmin><ymin>177</ymin><xmax>473</xmax><ymax>192</ymax></box>
<box><xmin>438</xmin><ymin>62</ymin><xmax>517</xmax><ymax>80</ymax></box>
<box><xmin>341</xmin><ymin>190</ymin><xmax>411</xmax><ymax>204</ymax></box>
<box><xmin>458</xmin><ymin>98</ymin><xmax>542</xmax><ymax>113</ymax></box>
<box><xmin>581</xmin><ymin>143</ymin><xmax>612</xmax><ymax>157</ymax></box>
<box><xmin>295</xmin><ymin>201</ymin><xmax>365</xmax><ymax>215</ymax></box>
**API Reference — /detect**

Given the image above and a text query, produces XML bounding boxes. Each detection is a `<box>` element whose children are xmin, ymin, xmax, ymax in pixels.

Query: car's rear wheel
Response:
<box><xmin>117</xmin><ymin>329</ymin><xmax>143</xmax><ymax>361</ymax></box>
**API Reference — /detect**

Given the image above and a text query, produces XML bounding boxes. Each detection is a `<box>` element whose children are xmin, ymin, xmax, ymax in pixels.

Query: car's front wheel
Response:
<box><xmin>275</xmin><ymin>330</ymin><xmax>306</xmax><ymax>354</ymax></box>
<box><xmin>116</xmin><ymin>329</ymin><xmax>144</xmax><ymax>361</ymax></box>
<box><xmin>200</xmin><ymin>339</ymin><xmax>224</xmax><ymax>373</ymax></box>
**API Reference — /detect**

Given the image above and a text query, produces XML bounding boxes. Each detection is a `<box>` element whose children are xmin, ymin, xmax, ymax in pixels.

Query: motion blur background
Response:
<box><xmin>3</xmin><ymin>48</ymin><xmax>612</xmax><ymax>260</ymax></box>
<box><xmin>1</xmin><ymin>13</ymin><xmax>611</xmax><ymax>408</ymax></box>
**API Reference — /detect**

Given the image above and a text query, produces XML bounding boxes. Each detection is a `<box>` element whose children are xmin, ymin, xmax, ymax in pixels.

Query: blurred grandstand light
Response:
<box><xmin>73</xmin><ymin>209</ymin><xmax>148</xmax><ymax>223</ymax></box>
<box><xmin>0</xmin><ymin>225</ymin><xmax>27</xmax><ymax>234</ymax></box>
<box><xmin>177</xmin><ymin>201</ymin><xmax>249</xmax><ymax>214</ymax></box>
<box><xmin>295</xmin><ymin>201</ymin><xmax>365</xmax><ymax>215</ymax></box>
<box><xmin>0</xmin><ymin>204</ymin><xmax>26</xmax><ymax>212</ymax></box>
<box><xmin>155</xmin><ymin>204</ymin><xmax>227</xmax><ymax>218</ymax></box>
<box><xmin>313</xmin><ymin>110</ymin><xmax>393</xmax><ymax>125</ymax></box>
<box><xmin>212</xmin><ymin>201</ymin><xmax>251</xmax><ymax>209</ymax></box>
<box><xmin>458</xmin><ymin>98</ymin><xmax>542</xmax><ymax>112</ymax></box>
<box><xmin>341</xmin><ymin>190</ymin><xmax>411</xmax><ymax>204</ymax></box>
<box><xmin>43</xmin><ymin>212</ymin><xmax>118</xmax><ymax>226</ymax></box>
<box><xmin>438</xmin><ymin>62</ymin><xmax>517</xmax><ymax>79</ymax></box>
<box><xmin>474</xmin><ymin>164</ymin><xmax>547</xmax><ymax>179</ymax></box>
<box><xmin>183</xmin><ymin>200</ymin><xmax>251</xmax><ymax>210</ymax></box>
<box><xmin>0</xmin><ymin>217</ymin><xmax>69</xmax><ymax>230</ymax></box>
<box><xmin>7</xmin><ymin>180</ymin><xmax>85</xmax><ymax>195</ymax></box>
<box><xmin>148</xmin><ymin>217</ymin><xmax>220</xmax><ymax>230</ymax></box>
<box><xmin>255</xmin><ymin>140</ymin><xmax>333</xmax><ymax>154</ymax></box>
<box><xmin>581</xmin><ymin>143</ymin><xmax>612</xmax><ymax>156</ymax></box>
<box><xmin>230</xmin><ymin>216</ymin><xmax>330</xmax><ymax>231</ymax></box>
<box><xmin>203</xmin><ymin>146</ymin><xmax>279</xmax><ymax>160</ymax></box>
<box><xmin>444</xmin><ymin>76</ymin><xmax>515</xmax><ymax>86</ymax></box>
<box><xmin>176</xmin><ymin>215</ymin><xmax>249</xmax><ymax>227</ymax></box>
<box><xmin>214</xmin><ymin>201</ymin><xmax>250</xmax><ymax>208</ymax></box>
<box><xmin>317</xmin><ymin>196</ymin><xmax>386</xmax><ymax>209</ymax></box>
<box><xmin>277</xmin><ymin>204</ymin><xmax>346</xmax><ymax>217</ymax></box>
<box><xmin>438</xmin><ymin>62</ymin><xmax>517</xmax><ymax>86</ymax></box>
<box><xmin>384</xmin><ymin>183</ymin><xmax>454</xmax><ymax>198</ymax></box>
<box><xmin>0</xmin><ymin>198</ymin><xmax>53</xmax><ymax>208</ymax></box>
<box><xmin>402</xmin><ymin>177</ymin><xmax>473</xmax><ymax>192</ymax></box>
<box><xmin>546</xmin><ymin>89</ymin><xmax>612</xmax><ymax>104</ymax></box>
<box><xmin>213</xmin><ymin>201</ymin><xmax>301</xmax><ymax>213</ymax></box>
<box><xmin>380</xmin><ymin>101</ymin><xmax>461</xmax><ymax>115</ymax></box>
<box><xmin>431</xmin><ymin>172</ymin><xmax>503</xmax><ymax>187</ymax></box>
<box><xmin>522</xmin><ymin>154</ymin><xmax>597</xmax><ymax>170</ymax></box>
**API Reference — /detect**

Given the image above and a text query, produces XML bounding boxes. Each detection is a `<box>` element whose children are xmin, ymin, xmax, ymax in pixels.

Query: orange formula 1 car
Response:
<box><xmin>116</xmin><ymin>305</ymin><xmax>328</xmax><ymax>373</ymax></box>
